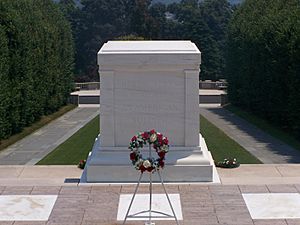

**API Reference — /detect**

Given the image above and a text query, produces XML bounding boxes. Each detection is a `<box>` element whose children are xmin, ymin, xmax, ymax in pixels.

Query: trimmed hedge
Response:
<box><xmin>226</xmin><ymin>0</ymin><xmax>300</xmax><ymax>137</ymax></box>
<box><xmin>0</xmin><ymin>0</ymin><xmax>74</xmax><ymax>139</ymax></box>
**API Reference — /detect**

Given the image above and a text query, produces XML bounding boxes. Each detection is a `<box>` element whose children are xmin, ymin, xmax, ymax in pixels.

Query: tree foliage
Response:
<box><xmin>226</xmin><ymin>0</ymin><xmax>300</xmax><ymax>136</ymax></box>
<box><xmin>167</xmin><ymin>0</ymin><xmax>232</xmax><ymax>80</ymax></box>
<box><xmin>0</xmin><ymin>0</ymin><xmax>74</xmax><ymax>140</ymax></box>
<box><xmin>61</xmin><ymin>0</ymin><xmax>233</xmax><ymax>81</ymax></box>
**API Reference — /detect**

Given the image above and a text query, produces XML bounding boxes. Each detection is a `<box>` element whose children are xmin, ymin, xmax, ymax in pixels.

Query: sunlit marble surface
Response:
<box><xmin>0</xmin><ymin>195</ymin><xmax>57</xmax><ymax>221</ymax></box>
<box><xmin>117</xmin><ymin>194</ymin><xmax>183</xmax><ymax>221</ymax></box>
<box><xmin>243</xmin><ymin>193</ymin><xmax>300</xmax><ymax>219</ymax></box>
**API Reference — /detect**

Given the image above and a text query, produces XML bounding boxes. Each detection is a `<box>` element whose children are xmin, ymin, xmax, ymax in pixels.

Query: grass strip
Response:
<box><xmin>0</xmin><ymin>104</ymin><xmax>76</xmax><ymax>152</ymax></box>
<box><xmin>226</xmin><ymin>105</ymin><xmax>300</xmax><ymax>152</ymax></box>
<box><xmin>200</xmin><ymin>115</ymin><xmax>262</xmax><ymax>164</ymax></box>
<box><xmin>38</xmin><ymin>113</ymin><xmax>261</xmax><ymax>165</ymax></box>
<box><xmin>37</xmin><ymin>116</ymin><xmax>99</xmax><ymax>165</ymax></box>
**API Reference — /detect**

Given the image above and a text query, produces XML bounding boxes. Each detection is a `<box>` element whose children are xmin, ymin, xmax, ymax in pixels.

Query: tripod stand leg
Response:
<box><xmin>122</xmin><ymin>172</ymin><xmax>143</xmax><ymax>225</ymax></box>
<box><xmin>149</xmin><ymin>171</ymin><xmax>152</xmax><ymax>225</ymax></box>
<box><xmin>157</xmin><ymin>171</ymin><xmax>180</xmax><ymax>225</ymax></box>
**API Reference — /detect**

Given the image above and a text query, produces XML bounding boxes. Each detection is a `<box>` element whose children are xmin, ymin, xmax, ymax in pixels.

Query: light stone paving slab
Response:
<box><xmin>0</xmin><ymin>183</ymin><xmax>299</xmax><ymax>224</ymax></box>
<box><xmin>218</xmin><ymin>165</ymin><xmax>300</xmax><ymax>185</ymax></box>
<box><xmin>0</xmin><ymin>195</ymin><xmax>57</xmax><ymax>221</ymax></box>
<box><xmin>0</xmin><ymin>166</ymin><xmax>82</xmax><ymax>186</ymax></box>
<box><xmin>221</xmin><ymin>177</ymin><xmax>300</xmax><ymax>185</ymax></box>
<box><xmin>0</xmin><ymin>178</ymin><xmax>78</xmax><ymax>187</ymax></box>
<box><xmin>0</xmin><ymin>166</ymin><xmax>24</xmax><ymax>178</ymax></box>
<box><xmin>267</xmin><ymin>185</ymin><xmax>299</xmax><ymax>193</ymax></box>
<box><xmin>117</xmin><ymin>194</ymin><xmax>183</xmax><ymax>221</ymax></box>
<box><xmin>243</xmin><ymin>193</ymin><xmax>300</xmax><ymax>219</ymax></box>
<box><xmin>217</xmin><ymin>165</ymin><xmax>282</xmax><ymax>178</ymax></box>
<box><xmin>276</xmin><ymin>165</ymin><xmax>300</xmax><ymax>177</ymax></box>
<box><xmin>20</xmin><ymin>166</ymin><xmax>82</xmax><ymax>178</ymax></box>
<box><xmin>0</xmin><ymin>165</ymin><xmax>300</xmax><ymax>186</ymax></box>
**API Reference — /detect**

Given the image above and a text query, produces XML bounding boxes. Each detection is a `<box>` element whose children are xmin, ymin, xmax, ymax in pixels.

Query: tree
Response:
<box><xmin>226</xmin><ymin>0</ymin><xmax>300</xmax><ymax>136</ymax></box>
<box><xmin>166</xmin><ymin>0</ymin><xmax>232</xmax><ymax>80</ymax></box>
<box><xmin>201</xmin><ymin>0</ymin><xmax>232</xmax><ymax>79</ymax></box>
<box><xmin>0</xmin><ymin>0</ymin><xmax>74</xmax><ymax>140</ymax></box>
<box><xmin>62</xmin><ymin>0</ymin><xmax>233</xmax><ymax>81</ymax></box>
<box><xmin>0</xmin><ymin>25</ymin><xmax>10</xmax><ymax>138</ymax></box>
<box><xmin>148</xmin><ymin>3</ymin><xmax>167</xmax><ymax>39</ymax></box>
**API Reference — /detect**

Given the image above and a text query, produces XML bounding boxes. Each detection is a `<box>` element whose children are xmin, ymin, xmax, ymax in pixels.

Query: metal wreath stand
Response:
<box><xmin>122</xmin><ymin>144</ymin><xmax>180</xmax><ymax>225</ymax></box>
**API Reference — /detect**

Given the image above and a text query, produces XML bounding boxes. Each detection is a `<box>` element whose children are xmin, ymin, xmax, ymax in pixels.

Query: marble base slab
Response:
<box><xmin>117</xmin><ymin>194</ymin><xmax>183</xmax><ymax>221</ymax></box>
<box><xmin>0</xmin><ymin>195</ymin><xmax>57</xmax><ymax>221</ymax></box>
<box><xmin>243</xmin><ymin>193</ymin><xmax>300</xmax><ymax>219</ymax></box>
<box><xmin>84</xmin><ymin>134</ymin><xmax>217</xmax><ymax>182</ymax></box>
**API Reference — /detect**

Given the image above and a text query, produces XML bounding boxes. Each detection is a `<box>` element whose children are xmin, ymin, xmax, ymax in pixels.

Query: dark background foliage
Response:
<box><xmin>0</xmin><ymin>0</ymin><xmax>74</xmax><ymax>139</ymax></box>
<box><xmin>59</xmin><ymin>0</ymin><xmax>233</xmax><ymax>82</ymax></box>
<box><xmin>2</xmin><ymin>0</ymin><xmax>300</xmax><ymax>141</ymax></box>
<box><xmin>225</xmin><ymin>0</ymin><xmax>300</xmax><ymax>137</ymax></box>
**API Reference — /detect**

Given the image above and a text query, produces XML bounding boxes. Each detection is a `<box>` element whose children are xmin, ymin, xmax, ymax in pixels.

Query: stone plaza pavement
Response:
<box><xmin>0</xmin><ymin>106</ymin><xmax>99</xmax><ymax>165</ymax></box>
<box><xmin>0</xmin><ymin>165</ymin><xmax>300</xmax><ymax>225</ymax></box>
<box><xmin>200</xmin><ymin>105</ymin><xmax>300</xmax><ymax>164</ymax></box>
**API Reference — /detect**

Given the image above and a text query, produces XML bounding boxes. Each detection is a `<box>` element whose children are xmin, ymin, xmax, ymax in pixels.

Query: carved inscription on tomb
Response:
<box><xmin>115</xmin><ymin>114</ymin><xmax>185</xmax><ymax>146</ymax></box>
<box><xmin>113</xmin><ymin>71</ymin><xmax>186</xmax><ymax>146</ymax></box>
<box><xmin>114</xmin><ymin>71</ymin><xmax>183</xmax><ymax>92</ymax></box>
<box><xmin>115</xmin><ymin>102</ymin><xmax>183</xmax><ymax>114</ymax></box>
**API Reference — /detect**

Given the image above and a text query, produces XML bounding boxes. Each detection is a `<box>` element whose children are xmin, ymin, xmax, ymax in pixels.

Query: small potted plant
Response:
<box><xmin>216</xmin><ymin>158</ymin><xmax>240</xmax><ymax>168</ymax></box>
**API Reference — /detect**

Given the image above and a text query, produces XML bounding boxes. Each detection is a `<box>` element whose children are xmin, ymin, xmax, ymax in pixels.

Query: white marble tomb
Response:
<box><xmin>85</xmin><ymin>41</ymin><xmax>215</xmax><ymax>182</ymax></box>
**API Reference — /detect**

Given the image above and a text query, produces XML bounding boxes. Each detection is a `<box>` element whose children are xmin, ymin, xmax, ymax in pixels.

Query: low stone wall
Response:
<box><xmin>75</xmin><ymin>82</ymin><xmax>100</xmax><ymax>90</ymax></box>
<box><xmin>79</xmin><ymin>96</ymin><xmax>100</xmax><ymax>104</ymax></box>
<box><xmin>69</xmin><ymin>95</ymin><xmax>79</xmax><ymax>105</ymax></box>
<box><xmin>199</xmin><ymin>95</ymin><xmax>221</xmax><ymax>104</ymax></box>
<box><xmin>220</xmin><ymin>94</ymin><xmax>228</xmax><ymax>106</ymax></box>
<box><xmin>70</xmin><ymin>94</ymin><xmax>227</xmax><ymax>105</ymax></box>
<box><xmin>199</xmin><ymin>80</ymin><xmax>227</xmax><ymax>90</ymax></box>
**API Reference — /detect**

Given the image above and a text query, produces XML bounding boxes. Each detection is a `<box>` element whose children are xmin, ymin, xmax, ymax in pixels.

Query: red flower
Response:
<box><xmin>163</xmin><ymin>138</ymin><xmax>168</xmax><ymax>145</ymax></box>
<box><xmin>131</xmin><ymin>136</ymin><xmax>137</xmax><ymax>142</ymax></box>
<box><xmin>159</xmin><ymin>160</ymin><xmax>165</xmax><ymax>167</ymax></box>
<box><xmin>147</xmin><ymin>167</ymin><xmax>153</xmax><ymax>172</ymax></box>
<box><xmin>140</xmin><ymin>165</ymin><xmax>146</xmax><ymax>172</ymax></box>
<box><xmin>150</xmin><ymin>129</ymin><xmax>155</xmax><ymax>134</ymax></box>
<box><xmin>157</xmin><ymin>133</ymin><xmax>163</xmax><ymax>142</ymax></box>
<box><xmin>158</xmin><ymin>151</ymin><xmax>165</xmax><ymax>159</ymax></box>
<box><xmin>130</xmin><ymin>153</ymin><xmax>136</xmax><ymax>160</ymax></box>
<box><xmin>142</xmin><ymin>132</ymin><xmax>149</xmax><ymax>140</ymax></box>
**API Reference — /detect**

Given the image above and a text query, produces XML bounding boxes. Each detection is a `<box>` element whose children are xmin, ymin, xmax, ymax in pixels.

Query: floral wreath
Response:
<box><xmin>129</xmin><ymin>129</ymin><xmax>169</xmax><ymax>173</ymax></box>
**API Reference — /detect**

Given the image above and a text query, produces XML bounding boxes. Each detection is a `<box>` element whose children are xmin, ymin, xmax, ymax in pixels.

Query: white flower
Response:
<box><xmin>150</xmin><ymin>133</ymin><xmax>157</xmax><ymax>142</ymax></box>
<box><xmin>143</xmin><ymin>160</ymin><xmax>151</xmax><ymax>168</ymax></box>
<box><xmin>161</xmin><ymin>145</ymin><xmax>168</xmax><ymax>151</ymax></box>
<box><xmin>135</xmin><ymin>159</ymin><xmax>143</xmax><ymax>167</ymax></box>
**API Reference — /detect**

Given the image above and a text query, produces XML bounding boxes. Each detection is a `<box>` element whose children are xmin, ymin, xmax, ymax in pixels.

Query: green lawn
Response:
<box><xmin>200</xmin><ymin>115</ymin><xmax>261</xmax><ymax>164</ymax></box>
<box><xmin>37</xmin><ymin>116</ymin><xmax>99</xmax><ymax>165</ymax></box>
<box><xmin>0</xmin><ymin>104</ymin><xmax>76</xmax><ymax>152</ymax></box>
<box><xmin>226</xmin><ymin>105</ymin><xmax>300</xmax><ymax>152</ymax></box>
<box><xmin>37</xmin><ymin>113</ymin><xmax>261</xmax><ymax>165</ymax></box>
